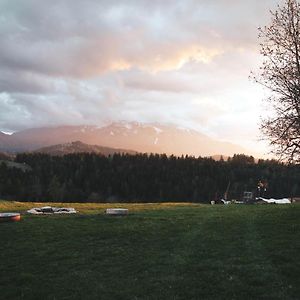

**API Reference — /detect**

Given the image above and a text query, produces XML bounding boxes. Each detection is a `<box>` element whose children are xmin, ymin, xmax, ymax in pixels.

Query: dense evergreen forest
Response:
<box><xmin>0</xmin><ymin>153</ymin><xmax>299</xmax><ymax>203</ymax></box>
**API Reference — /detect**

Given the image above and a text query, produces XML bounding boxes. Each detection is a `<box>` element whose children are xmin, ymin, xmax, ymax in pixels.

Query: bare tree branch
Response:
<box><xmin>253</xmin><ymin>0</ymin><xmax>300</xmax><ymax>163</ymax></box>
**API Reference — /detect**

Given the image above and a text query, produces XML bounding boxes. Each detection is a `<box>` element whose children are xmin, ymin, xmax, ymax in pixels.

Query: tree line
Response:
<box><xmin>0</xmin><ymin>153</ymin><xmax>299</xmax><ymax>203</ymax></box>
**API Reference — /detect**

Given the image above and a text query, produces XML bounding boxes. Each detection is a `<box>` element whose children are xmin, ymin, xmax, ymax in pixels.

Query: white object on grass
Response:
<box><xmin>257</xmin><ymin>198</ymin><xmax>291</xmax><ymax>205</ymax></box>
<box><xmin>221</xmin><ymin>199</ymin><xmax>231</xmax><ymax>205</ymax></box>
<box><xmin>106</xmin><ymin>208</ymin><xmax>128</xmax><ymax>215</ymax></box>
<box><xmin>27</xmin><ymin>206</ymin><xmax>77</xmax><ymax>214</ymax></box>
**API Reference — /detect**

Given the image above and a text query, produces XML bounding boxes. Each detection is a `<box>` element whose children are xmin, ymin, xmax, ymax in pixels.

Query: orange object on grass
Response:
<box><xmin>0</xmin><ymin>213</ymin><xmax>21</xmax><ymax>222</ymax></box>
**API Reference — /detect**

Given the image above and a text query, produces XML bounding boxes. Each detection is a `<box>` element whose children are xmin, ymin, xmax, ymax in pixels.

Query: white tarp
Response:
<box><xmin>221</xmin><ymin>199</ymin><xmax>231</xmax><ymax>205</ymax></box>
<box><xmin>257</xmin><ymin>197</ymin><xmax>291</xmax><ymax>204</ymax></box>
<box><xmin>27</xmin><ymin>206</ymin><xmax>77</xmax><ymax>214</ymax></box>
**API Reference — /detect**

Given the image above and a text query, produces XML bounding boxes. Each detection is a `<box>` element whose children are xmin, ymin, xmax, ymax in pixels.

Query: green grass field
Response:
<box><xmin>0</xmin><ymin>201</ymin><xmax>299</xmax><ymax>300</ymax></box>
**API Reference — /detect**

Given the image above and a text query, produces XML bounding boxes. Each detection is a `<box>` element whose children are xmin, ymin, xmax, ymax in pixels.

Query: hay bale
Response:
<box><xmin>105</xmin><ymin>208</ymin><xmax>128</xmax><ymax>216</ymax></box>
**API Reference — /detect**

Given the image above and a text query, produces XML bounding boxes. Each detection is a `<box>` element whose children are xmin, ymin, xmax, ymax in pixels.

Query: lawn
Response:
<box><xmin>0</xmin><ymin>201</ymin><xmax>299</xmax><ymax>299</ymax></box>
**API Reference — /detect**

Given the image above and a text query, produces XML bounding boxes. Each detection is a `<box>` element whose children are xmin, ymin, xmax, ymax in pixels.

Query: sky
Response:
<box><xmin>0</xmin><ymin>0</ymin><xmax>282</xmax><ymax>155</ymax></box>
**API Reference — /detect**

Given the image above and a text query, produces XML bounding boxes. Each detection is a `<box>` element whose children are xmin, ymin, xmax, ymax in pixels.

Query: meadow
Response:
<box><xmin>0</xmin><ymin>201</ymin><xmax>299</xmax><ymax>299</ymax></box>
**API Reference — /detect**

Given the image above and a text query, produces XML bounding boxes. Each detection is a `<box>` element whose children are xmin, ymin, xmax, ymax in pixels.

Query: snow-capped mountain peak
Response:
<box><xmin>0</xmin><ymin>121</ymin><xmax>254</xmax><ymax>157</ymax></box>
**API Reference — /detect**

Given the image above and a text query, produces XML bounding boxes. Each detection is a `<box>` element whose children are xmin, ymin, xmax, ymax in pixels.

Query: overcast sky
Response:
<box><xmin>0</xmin><ymin>0</ymin><xmax>282</xmax><ymax>154</ymax></box>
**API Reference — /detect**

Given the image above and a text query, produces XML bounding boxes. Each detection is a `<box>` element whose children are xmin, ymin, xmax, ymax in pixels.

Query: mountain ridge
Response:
<box><xmin>33</xmin><ymin>141</ymin><xmax>138</xmax><ymax>156</ymax></box>
<box><xmin>0</xmin><ymin>122</ymin><xmax>255</xmax><ymax>157</ymax></box>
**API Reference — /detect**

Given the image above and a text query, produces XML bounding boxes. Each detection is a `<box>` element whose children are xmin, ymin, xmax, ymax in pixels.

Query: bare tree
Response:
<box><xmin>254</xmin><ymin>0</ymin><xmax>300</xmax><ymax>163</ymax></box>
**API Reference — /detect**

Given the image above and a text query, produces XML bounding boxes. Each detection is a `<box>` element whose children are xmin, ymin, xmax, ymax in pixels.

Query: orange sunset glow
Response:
<box><xmin>0</xmin><ymin>0</ymin><xmax>282</xmax><ymax>157</ymax></box>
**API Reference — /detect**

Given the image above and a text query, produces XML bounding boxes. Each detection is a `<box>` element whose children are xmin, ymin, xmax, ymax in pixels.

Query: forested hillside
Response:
<box><xmin>0</xmin><ymin>153</ymin><xmax>299</xmax><ymax>203</ymax></box>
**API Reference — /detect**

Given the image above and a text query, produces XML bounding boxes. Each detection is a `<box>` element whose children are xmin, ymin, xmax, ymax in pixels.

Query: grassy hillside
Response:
<box><xmin>0</xmin><ymin>159</ymin><xmax>31</xmax><ymax>171</ymax></box>
<box><xmin>0</xmin><ymin>201</ymin><xmax>299</xmax><ymax>299</ymax></box>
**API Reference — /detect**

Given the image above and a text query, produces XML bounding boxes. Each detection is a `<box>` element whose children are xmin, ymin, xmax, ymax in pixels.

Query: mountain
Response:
<box><xmin>34</xmin><ymin>141</ymin><xmax>137</xmax><ymax>156</ymax></box>
<box><xmin>0</xmin><ymin>122</ymin><xmax>254</xmax><ymax>157</ymax></box>
<box><xmin>0</xmin><ymin>151</ymin><xmax>14</xmax><ymax>161</ymax></box>
<box><xmin>0</xmin><ymin>132</ymin><xmax>12</xmax><ymax>146</ymax></box>
<box><xmin>0</xmin><ymin>131</ymin><xmax>26</xmax><ymax>152</ymax></box>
